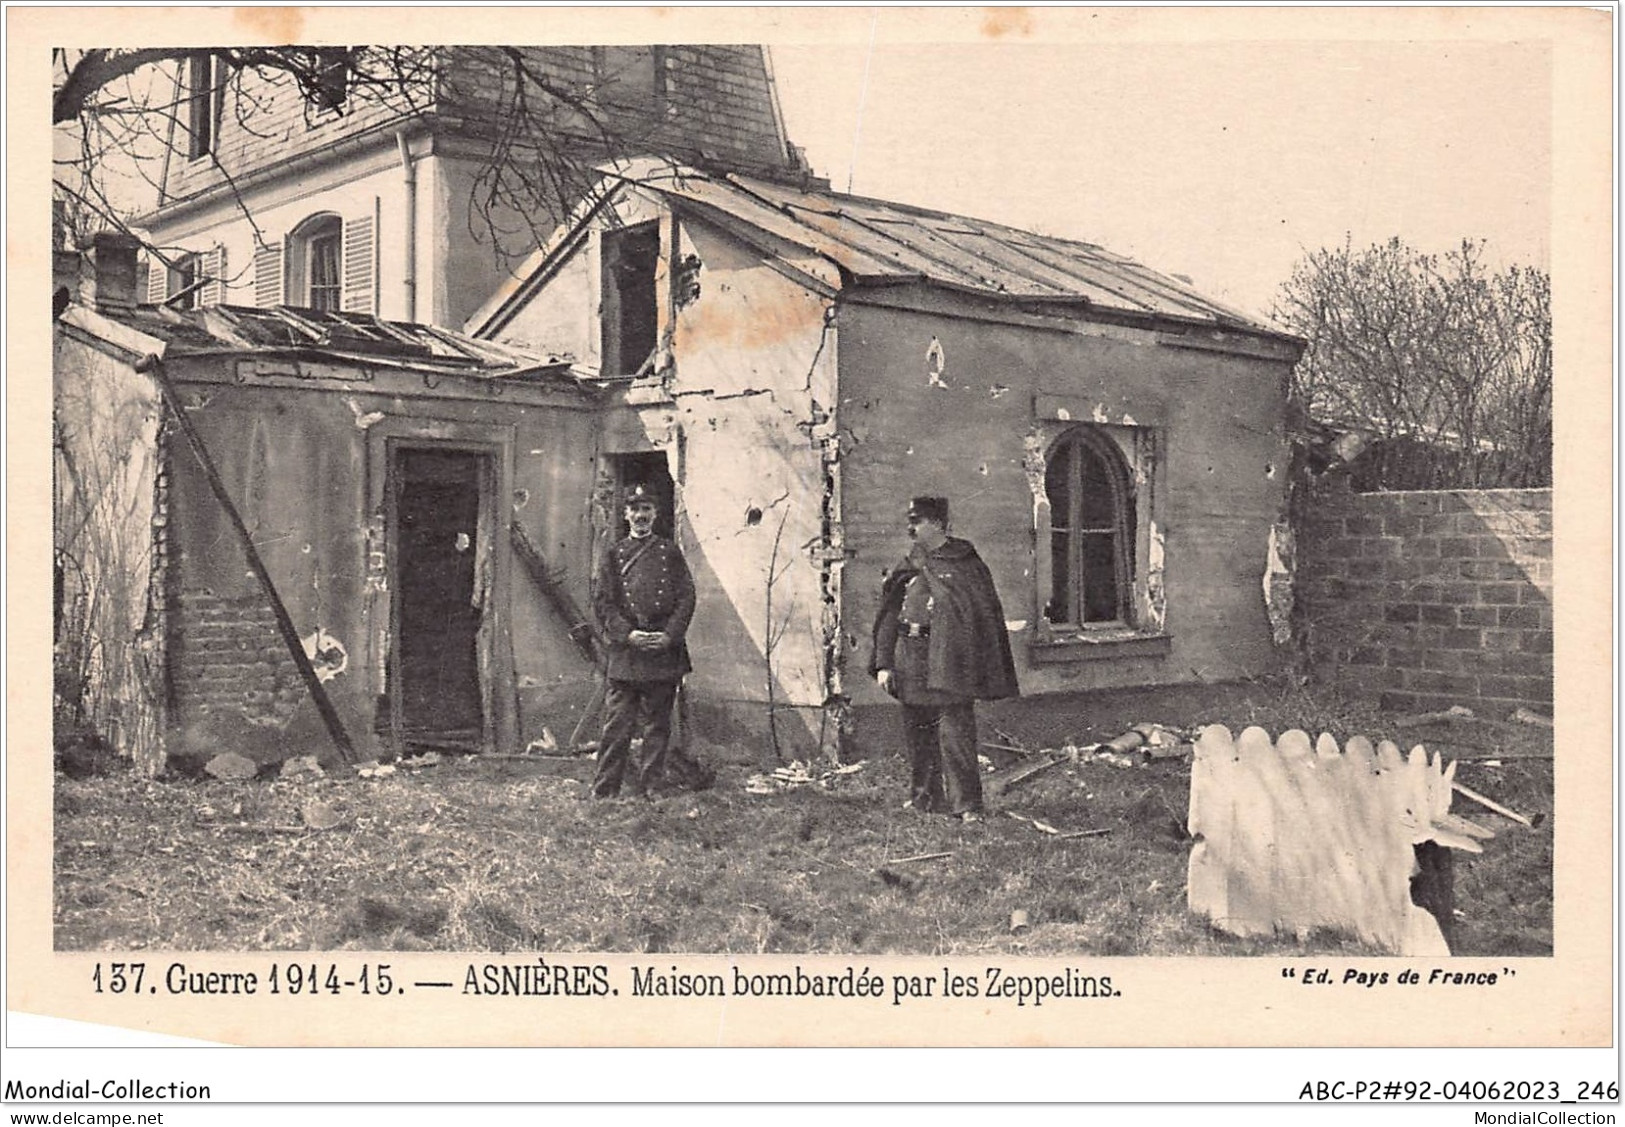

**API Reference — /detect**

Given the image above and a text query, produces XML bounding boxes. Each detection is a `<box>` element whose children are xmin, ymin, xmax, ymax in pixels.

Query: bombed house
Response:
<box><xmin>56</xmin><ymin>45</ymin><xmax>1308</xmax><ymax>772</ymax></box>
<box><xmin>468</xmin><ymin>162</ymin><xmax>1306</xmax><ymax>760</ymax></box>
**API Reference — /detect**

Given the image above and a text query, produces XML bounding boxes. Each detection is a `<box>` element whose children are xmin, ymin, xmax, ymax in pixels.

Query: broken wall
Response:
<box><xmin>638</xmin><ymin>215</ymin><xmax>840</xmax><ymax>759</ymax></box>
<box><xmin>1295</xmin><ymin>485</ymin><xmax>1553</xmax><ymax>715</ymax></box>
<box><xmin>165</xmin><ymin>360</ymin><xmax>599</xmax><ymax>763</ymax></box>
<box><xmin>834</xmin><ymin>293</ymin><xmax>1295</xmax><ymax>749</ymax></box>
<box><xmin>53</xmin><ymin>332</ymin><xmax>168</xmax><ymax>773</ymax></box>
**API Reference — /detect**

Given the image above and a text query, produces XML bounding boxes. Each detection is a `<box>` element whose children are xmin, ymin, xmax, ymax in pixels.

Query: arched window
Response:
<box><xmin>1044</xmin><ymin>427</ymin><xmax>1135</xmax><ymax>627</ymax></box>
<box><xmin>285</xmin><ymin>213</ymin><xmax>343</xmax><ymax>311</ymax></box>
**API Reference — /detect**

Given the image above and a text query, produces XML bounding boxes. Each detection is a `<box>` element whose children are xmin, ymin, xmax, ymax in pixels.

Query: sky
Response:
<box><xmin>767</xmin><ymin>32</ymin><xmax>1553</xmax><ymax>320</ymax></box>
<box><xmin>48</xmin><ymin>13</ymin><xmax>1561</xmax><ymax>327</ymax></box>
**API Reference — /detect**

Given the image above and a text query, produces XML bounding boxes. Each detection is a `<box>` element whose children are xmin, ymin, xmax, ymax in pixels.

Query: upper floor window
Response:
<box><xmin>166</xmin><ymin>253</ymin><xmax>202</xmax><ymax>309</ymax></box>
<box><xmin>313</xmin><ymin>47</ymin><xmax>350</xmax><ymax>112</ymax></box>
<box><xmin>184</xmin><ymin>52</ymin><xmax>225</xmax><ymax>160</ymax></box>
<box><xmin>1044</xmin><ymin>427</ymin><xmax>1136</xmax><ymax>628</ymax></box>
<box><xmin>600</xmin><ymin>222</ymin><xmax>659</xmax><ymax>377</ymax></box>
<box><xmin>589</xmin><ymin>46</ymin><xmax>665</xmax><ymax>113</ymax></box>
<box><xmin>298</xmin><ymin>47</ymin><xmax>351</xmax><ymax>125</ymax></box>
<box><xmin>285</xmin><ymin>214</ymin><xmax>343</xmax><ymax>311</ymax></box>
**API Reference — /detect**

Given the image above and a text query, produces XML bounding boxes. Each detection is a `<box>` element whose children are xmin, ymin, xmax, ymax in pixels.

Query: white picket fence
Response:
<box><xmin>1186</xmin><ymin>724</ymin><xmax>1494</xmax><ymax>955</ymax></box>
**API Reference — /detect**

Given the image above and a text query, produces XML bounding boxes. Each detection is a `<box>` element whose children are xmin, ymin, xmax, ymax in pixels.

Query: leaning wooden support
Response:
<box><xmin>140</xmin><ymin>355</ymin><xmax>356</xmax><ymax>764</ymax></box>
<box><xmin>510</xmin><ymin>522</ymin><xmax>600</xmax><ymax>665</ymax></box>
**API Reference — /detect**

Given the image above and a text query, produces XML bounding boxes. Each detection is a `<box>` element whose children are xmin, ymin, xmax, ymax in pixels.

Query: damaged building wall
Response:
<box><xmin>52</xmin><ymin>330</ymin><xmax>168</xmax><ymax>774</ymax></box>
<box><xmin>481</xmin><ymin>197</ymin><xmax>844</xmax><ymax>759</ymax></box>
<box><xmin>164</xmin><ymin>361</ymin><xmax>599</xmax><ymax>763</ymax></box>
<box><xmin>655</xmin><ymin>216</ymin><xmax>840</xmax><ymax>758</ymax></box>
<box><xmin>834</xmin><ymin>293</ymin><xmax>1295</xmax><ymax>742</ymax></box>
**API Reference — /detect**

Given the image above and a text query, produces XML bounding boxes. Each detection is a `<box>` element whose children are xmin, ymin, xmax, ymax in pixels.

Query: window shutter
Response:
<box><xmin>253</xmin><ymin>241</ymin><xmax>283</xmax><ymax>307</ymax></box>
<box><xmin>341</xmin><ymin>210</ymin><xmax>376</xmax><ymax>315</ymax></box>
<box><xmin>146</xmin><ymin>255</ymin><xmax>168</xmax><ymax>304</ymax></box>
<box><xmin>203</xmin><ymin>245</ymin><xmax>227</xmax><ymax>306</ymax></box>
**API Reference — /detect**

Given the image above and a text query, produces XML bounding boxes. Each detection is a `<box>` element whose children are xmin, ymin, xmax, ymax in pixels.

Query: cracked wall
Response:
<box><xmin>834</xmin><ymin>297</ymin><xmax>1293</xmax><ymax>738</ymax></box>
<box><xmin>53</xmin><ymin>333</ymin><xmax>168</xmax><ymax>773</ymax></box>
<box><xmin>163</xmin><ymin>363</ymin><xmax>599</xmax><ymax>763</ymax></box>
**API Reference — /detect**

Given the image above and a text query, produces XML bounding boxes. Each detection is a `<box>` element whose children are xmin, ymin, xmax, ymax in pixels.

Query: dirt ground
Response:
<box><xmin>53</xmin><ymin>677</ymin><xmax>1553</xmax><ymax>957</ymax></box>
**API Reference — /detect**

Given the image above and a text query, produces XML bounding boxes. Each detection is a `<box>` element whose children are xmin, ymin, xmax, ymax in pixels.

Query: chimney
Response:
<box><xmin>83</xmin><ymin>231</ymin><xmax>143</xmax><ymax>316</ymax></box>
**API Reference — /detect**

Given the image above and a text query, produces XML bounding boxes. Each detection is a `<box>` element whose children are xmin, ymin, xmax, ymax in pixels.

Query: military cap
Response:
<box><xmin>907</xmin><ymin>496</ymin><xmax>950</xmax><ymax>525</ymax></box>
<box><xmin>625</xmin><ymin>484</ymin><xmax>659</xmax><ymax>508</ymax></box>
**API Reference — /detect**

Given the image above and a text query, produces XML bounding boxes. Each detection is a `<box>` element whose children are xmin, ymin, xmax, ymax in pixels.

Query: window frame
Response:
<box><xmin>285</xmin><ymin>213</ymin><xmax>344</xmax><ymax>312</ymax></box>
<box><xmin>1042</xmin><ymin>425</ymin><xmax>1137</xmax><ymax>632</ymax></box>
<box><xmin>599</xmin><ymin>220</ymin><xmax>661</xmax><ymax>378</ymax></box>
<box><xmin>166</xmin><ymin>252</ymin><xmax>202</xmax><ymax>310</ymax></box>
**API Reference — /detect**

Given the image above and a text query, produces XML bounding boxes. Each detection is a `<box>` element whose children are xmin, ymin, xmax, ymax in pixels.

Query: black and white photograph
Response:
<box><xmin>9</xmin><ymin>0</ymin><xmax>1614</xmax><ymax>1094</ymax></box>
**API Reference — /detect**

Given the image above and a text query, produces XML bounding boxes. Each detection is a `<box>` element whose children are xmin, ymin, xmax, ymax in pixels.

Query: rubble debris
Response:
<box><xmin>356</xmin><ymin>762</ymin><xmax>397</xmax><ymax>779</ymax></box>
<box><xmin>300</xmin><ymin>799</ymin><xmax>343</xmax><ymax>830</ymax></box>
<box><xmin>524</xmin><ymin>728</ymin><xmax>560</xmax><ymax>755</ymax></box>
<box><xmin>1510</xmin><ymin>707</ymin><xmax>1553</xmax><ymax>729</ymax></box>
<box><xmin>1451</xmin><ymin>780</ymin><xmax>1535</xmax><ymax>828</ymax></box>
<box><xmin>400</xmin><ymin>751</ymin><xmax>442</xmax><ymax>770</ymax></box>
<box><xmin>743</xmin><ymin>759</ymin><xmax>866</xmax><ymax>794</ymax></box>
<box><xmin>204</xmin><ymin>753</ymin><xmax>258</xmax><ymax>781</ymax></box>
<box><xmin>1009</xmin><ymin>909</ymin><xmax>1031</xmax><ymax>933</ymax></box>
<box><xmin>1055</xmin><ymin>827</ymin><xmax>1111</xmax><ymax>840</ymax></box>
<box><xmin>279</xmin><ymin>756</ymin><xmax>325</xmax><ymax>781</ymax></box>
<box><xmin>1005</xmin><ymin>811</ymin><xmax>1061</xmax><ymax>835</ymax></box>
<box><xmin>1393</xmin><ymin>705</ymin><xmax>1476</xmax><ymax>729</ymax></box>
<box><xmin>986</xmin><ymin>756</ymin><xmax>1064</xmax><ymax>796</ymax></box>
<box><xmin>1104</xmin><ymin>730</ymin><xmax>1145</xmax><ymax>753</ymax></box>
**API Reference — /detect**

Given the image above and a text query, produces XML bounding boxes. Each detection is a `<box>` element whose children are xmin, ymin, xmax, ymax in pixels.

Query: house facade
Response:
<box><xmin>470</xmin><ymin>164</ymin><xmax>1307</xmax><ymax>759</ymax></box>
<box><xmin>138</xmin><ymin>46</ymin><xmax>799</xmax><ymax>330</ymax></box>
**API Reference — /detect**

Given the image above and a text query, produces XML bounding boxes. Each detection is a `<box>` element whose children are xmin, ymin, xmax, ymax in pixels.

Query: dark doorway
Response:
<box><xmin>393</xmin><ymin>448</ymin><xmax>486</xmax><ymax>747</ymax></box>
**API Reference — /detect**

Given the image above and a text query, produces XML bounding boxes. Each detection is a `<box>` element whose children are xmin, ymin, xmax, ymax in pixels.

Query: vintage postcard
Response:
<box><xmin>5</xmin><ymin>3</ymin><xmax>1615</xmax><ymax>1107</ymax></box>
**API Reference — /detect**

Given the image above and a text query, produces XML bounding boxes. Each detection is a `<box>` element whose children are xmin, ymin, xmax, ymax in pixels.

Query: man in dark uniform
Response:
<box><xmin>871</xmin><ymin>496</ymin><xmax>1019</xmax><ymax>822</ymax></box>
<box><xmin>591</xmin><ymin>484</ymin><xmax>696</xmax><ymax>800</ymax></box>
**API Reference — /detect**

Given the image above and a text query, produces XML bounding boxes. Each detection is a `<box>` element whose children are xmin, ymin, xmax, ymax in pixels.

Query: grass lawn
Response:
<box><xmin>52</xmin><ymin>677</ymin><xmax>1553</xmax><ymax>956</ymax></box>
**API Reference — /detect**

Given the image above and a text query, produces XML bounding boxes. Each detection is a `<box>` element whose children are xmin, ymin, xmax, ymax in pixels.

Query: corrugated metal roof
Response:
<box><xmin>107</xmin><ymin>304</ymin><xmax>578</xmax><ymax>381</ymax></box>
<box><xmin>613</xmin><ymin>161</ymin><xmax>1280</xmax><ymax>334</ymax></box>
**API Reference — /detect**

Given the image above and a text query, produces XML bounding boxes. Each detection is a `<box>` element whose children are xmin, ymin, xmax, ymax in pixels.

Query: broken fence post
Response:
<box><xmin>1186</xmin><ymin>724</ymin><xmax>1493</xmax><ymax>955</ymax></box>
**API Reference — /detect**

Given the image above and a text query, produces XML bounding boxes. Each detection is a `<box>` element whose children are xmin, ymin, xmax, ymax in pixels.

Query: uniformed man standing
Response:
<box><xmin>591</xmin><ymin>484</ymin><xmax>696</xmax><ymax>800</ymax></box>
<box><xmin>870</xmin><ymin>496</ymin><xmax>1019</xmax><ymax>821</ymax></box>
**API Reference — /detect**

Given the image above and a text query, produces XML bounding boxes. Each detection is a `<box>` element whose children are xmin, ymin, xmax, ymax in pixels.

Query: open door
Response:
<box><xmin>390</xmin><ymin>448</ymin><xmax>488</xmax><ymax>750</ymax></box>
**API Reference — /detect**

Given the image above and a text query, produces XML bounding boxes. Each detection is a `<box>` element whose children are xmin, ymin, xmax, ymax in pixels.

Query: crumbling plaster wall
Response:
<box><xmin>490</xmin><ymin>197</ymin><xmax>844</xmax><ymax>758</ymax></box>
<box><xmin>165</xmin><ymin>363</ymin><xmax>599</xmax><ymax>761</ymax></box>
<box><xmin>53</xmin><ymin>332</ymin><xmax>168</xmax><ymax>773</ymax></box>
<box><xmin>660</xmin><ymin>217</ymin><xmax>840</xmax><ymax>757</ymax></box>
<box><xmin>833</xmin><ymin>295</ymin><xmax>1294</xmax><ymax>737</ymax></box>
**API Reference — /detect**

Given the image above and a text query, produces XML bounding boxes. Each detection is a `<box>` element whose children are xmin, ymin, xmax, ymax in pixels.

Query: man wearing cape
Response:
<box><xmin>870</xmin><ymin>496</ymin><xmax>1019</xmax><ymax>821</ymax></box>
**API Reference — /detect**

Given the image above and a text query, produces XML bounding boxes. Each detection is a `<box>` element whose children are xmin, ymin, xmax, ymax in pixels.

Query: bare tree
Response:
<box><xmin>53</xmin><ymin>46</ymin><xmax>719</xmax><ymax>266</ymax></box>
<box><xmin>1274</xmin><ymin>237</ymin><xmax>1551</xmax><ymax>489</ymax></box>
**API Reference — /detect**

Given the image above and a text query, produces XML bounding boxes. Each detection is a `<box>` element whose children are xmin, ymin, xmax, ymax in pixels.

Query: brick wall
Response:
<box><xmin>170</xmin><ymin>590</ymin><xmax>306</xmax><ymax>730</ymax></box>
<box><xmin>1296</xmin><ymin>486</ymin><xmax>1552</xmax><ymax>715</ymax></box>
